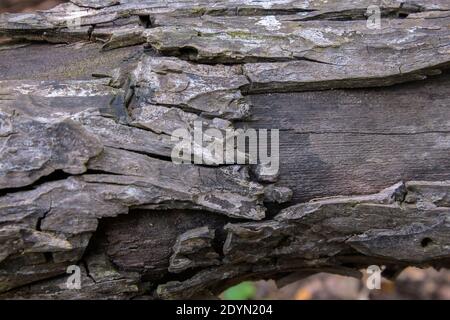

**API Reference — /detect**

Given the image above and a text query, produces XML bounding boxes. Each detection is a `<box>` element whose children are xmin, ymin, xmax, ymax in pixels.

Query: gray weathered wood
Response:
<box><xmin>0</xmin><ymin>0</ymin><xmax>449</xmax><ymax>299</ymax></box>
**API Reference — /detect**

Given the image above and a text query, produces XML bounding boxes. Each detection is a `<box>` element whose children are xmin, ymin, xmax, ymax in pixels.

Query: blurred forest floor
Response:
<box><xmin>223</xmin><ymin>268</ymin><xmax>450</xmax><ymax>300</ymax></box>
<box><xmin>2</xmin><ymin>0</ymin><xmax>450</xmax><ymax>300</ymax></box>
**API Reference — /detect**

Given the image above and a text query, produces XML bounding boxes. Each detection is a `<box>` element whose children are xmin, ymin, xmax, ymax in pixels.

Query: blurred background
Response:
<box><xmin>2</xmin><ymin>0</ymin><xmax>450</xmax><ymax>300</ymax></box>
<box><xmin>0</xmin><ymin>0</ymin><xmax>64</xmax><ymax>12</ymax></box>
<box><xmin>222</xmin><ymin>268</ymin><xmax>450</xmax><ymax>300</ymax></box>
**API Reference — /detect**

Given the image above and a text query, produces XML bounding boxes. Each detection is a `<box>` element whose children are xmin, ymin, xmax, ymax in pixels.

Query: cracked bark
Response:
<box><xmin>0</xmin><ymin>0</ymin><xmax>450</xmax><ymax>299</ymax></box>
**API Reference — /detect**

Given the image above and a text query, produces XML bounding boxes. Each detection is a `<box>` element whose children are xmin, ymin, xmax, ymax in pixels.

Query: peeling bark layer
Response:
<box><xmin>0</xmin><ymin>0</ymin><xmax>450</xmax><ymax>299</ymax></box>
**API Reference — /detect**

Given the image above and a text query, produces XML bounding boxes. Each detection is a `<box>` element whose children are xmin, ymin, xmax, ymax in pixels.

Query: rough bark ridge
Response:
<box><xmin>0</xmin><ymin>0</ymin><xmax>450</xmax><ymax>299</ymax></box>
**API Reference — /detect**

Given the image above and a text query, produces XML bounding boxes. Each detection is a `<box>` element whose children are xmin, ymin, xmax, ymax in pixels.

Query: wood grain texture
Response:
<box><xmin>0</xmin><ymin>0</ymin><xmax>449</xmax><ymax>299</ymax></box>
<box><xmin>239</xmin><ymin>72</ymin><xmax>450</xmax><ymax>203</ymax></box>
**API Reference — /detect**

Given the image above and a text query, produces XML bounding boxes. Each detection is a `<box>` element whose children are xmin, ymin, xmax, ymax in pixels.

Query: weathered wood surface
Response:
<box><xmin>0</xmin><ymin>0</ymin><xmax>449</xmax><ymax>299</ymax></box>
<box><xmin>239</xmin><ymin>72</ymin><xmax>450</xmax><ymax>203</ymax></box>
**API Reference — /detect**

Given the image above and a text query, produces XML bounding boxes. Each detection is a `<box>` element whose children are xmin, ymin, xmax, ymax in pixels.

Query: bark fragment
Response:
<box><xmin>169</xmin><ymin>226</ymin><xmax>220</xmax><ymax>273</ymax></box>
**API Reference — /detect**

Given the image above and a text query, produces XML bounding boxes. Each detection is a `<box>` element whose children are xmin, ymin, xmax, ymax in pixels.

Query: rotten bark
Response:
<box><xmin>0</xmin><ymin>0</ymin><xmax>449</xmax><ymax>299</ymax></box>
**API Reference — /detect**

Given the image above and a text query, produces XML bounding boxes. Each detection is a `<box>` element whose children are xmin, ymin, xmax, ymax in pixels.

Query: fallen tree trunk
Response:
<box><xmin>0</xmin><ymin>0</ymin><xmax>450</xmax><ymax>299</ymax></box>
